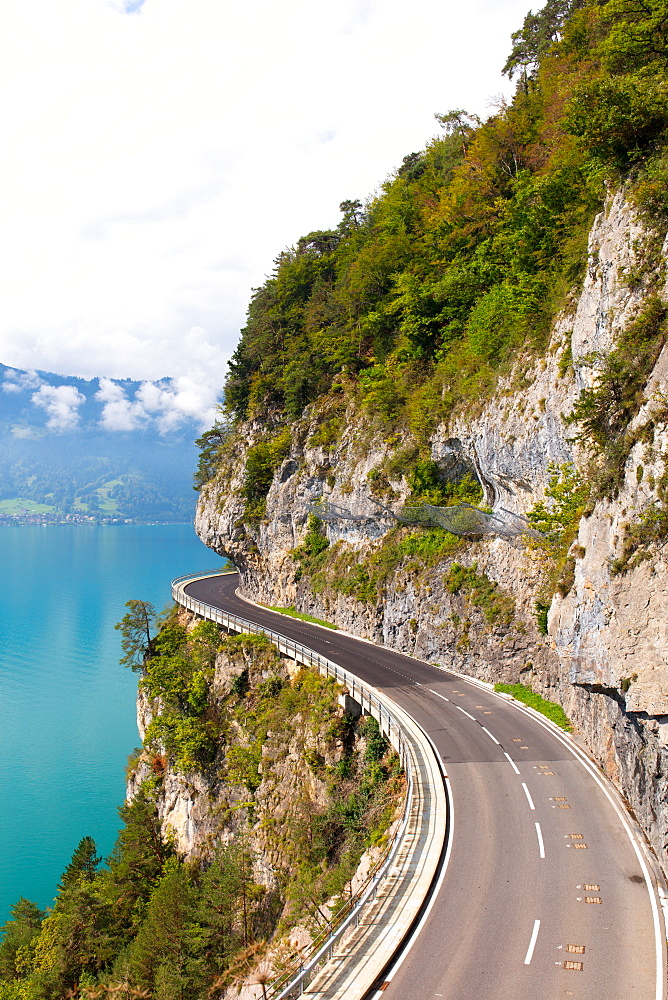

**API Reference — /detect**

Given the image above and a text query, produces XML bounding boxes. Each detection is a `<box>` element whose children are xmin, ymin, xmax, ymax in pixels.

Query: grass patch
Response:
<box><xmin>298</xmin><ymin>524</ymin><xmax>462</xmax><ymax>604</ymax></box>
<box><xmin>0</xmin><ymin>497</ymin><xmax>58</xmax><ymax>514</ymax></box>
<box><xmin>494</xmin><ymin>682</ymin><xmax>572</xmax><ymax>731</ymax></box>
<box><xmin>267</xmin><ymin>605</ymin><xmax>339</xmax><ymax>630</ymax></box>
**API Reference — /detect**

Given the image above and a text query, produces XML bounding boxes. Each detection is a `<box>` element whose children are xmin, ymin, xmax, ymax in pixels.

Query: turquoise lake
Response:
<box><xmin>0</xmin><ymin>523</ymin><xmax>226</xmax><ymax>924</ymax></box>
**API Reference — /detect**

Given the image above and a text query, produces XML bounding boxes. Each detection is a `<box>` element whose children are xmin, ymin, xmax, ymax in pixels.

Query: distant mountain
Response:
<box><xmin>0</xmin><ymin>364</ymin><xmax>217</xmax><ymax>523</ymax></box>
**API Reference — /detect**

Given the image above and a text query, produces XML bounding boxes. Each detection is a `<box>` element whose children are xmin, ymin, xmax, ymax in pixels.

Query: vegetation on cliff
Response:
<box><xmin>208</xmin><ymin>0</ymin><xmax>668</xmax><ymax>457</ymax></box>
<box><xmin>194</xmin><ymin>0</ymin><xmax>668</xmax><ymax>619</ymax></box>
<box><xmin>0</xmin><ymin>616</ymin><xmax>403</xmax><ymax>1000</ymax></box>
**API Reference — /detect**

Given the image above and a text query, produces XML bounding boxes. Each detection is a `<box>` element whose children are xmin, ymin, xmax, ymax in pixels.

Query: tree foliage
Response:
<box><xmin>0</xmin><ymin>621</ymin><xmax>402</xmax><ymax>1000</ymax></box>
<box><xmin>192</xmin><ymin>0</ymin><xmax>668</xmax><ymax>489</ymax></box>
<box><xmin>115</xmin><ymin>600</ymin><xmax>158</xmax><ymax>671</ymax></box>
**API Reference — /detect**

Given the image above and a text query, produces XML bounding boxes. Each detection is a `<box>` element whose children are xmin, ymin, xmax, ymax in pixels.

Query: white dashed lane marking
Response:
<box><xmin>522</xmin><ymin>783</ymin><xmax>536</xmax><ymax>810</ymax></box>
<box><xmin>524</xmin><ymin>920</ymin><xmax>541</xmax><ymax>964</ymax></box>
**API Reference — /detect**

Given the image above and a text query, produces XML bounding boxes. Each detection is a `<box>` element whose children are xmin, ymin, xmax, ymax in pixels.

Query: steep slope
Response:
<box><xmin>0</xmin><ymin>612</ymin><xmax>402</xmax><ymax>999</ymax></box>
<box><xmin>195</xmin><ymin>0</ymin><xmax>668</xmax><ymax>872</ymax></box>
<box><xmin>197</xmin><ymin>186</ymin><xmax>668</xmax><ymax>869</ymax></box>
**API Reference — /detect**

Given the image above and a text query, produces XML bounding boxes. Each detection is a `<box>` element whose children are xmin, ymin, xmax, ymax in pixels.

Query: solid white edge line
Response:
<box><xmin>500</xmin><ymin>699</ymin><xmax>664</xmax><ymax>1000</ymax></box>
<box><xmin>522</xmin><ymin>783</ymin><xmax>535</xmax><ymax>810</ymax></box>
<box><xmin>524</xmin><ymin>919</ymin><xmax>541</xmax><ymax>964</ymax></box>
<box><xmin>504</xmin><ymin>752</ymin><xmax>520</xmax><ymax>775</ymax></box>
<box><xmin>455</xmin><ymin>705</ymin><xmax>476</xmax><ymax>721</ymax></box>
<box><xmin>535</xmin><ymin>822</ymin><xmax>545</xmax><ymax>858</ymax></box>
<box><xmin>481</xmin><ymin>725</ymin><xmax>500</xmax><ymax>745</ymax></box>
<box><xmin>371</xmin><ymin>730</ymin><xmax>454</xmax><ymax>998</ymax></box>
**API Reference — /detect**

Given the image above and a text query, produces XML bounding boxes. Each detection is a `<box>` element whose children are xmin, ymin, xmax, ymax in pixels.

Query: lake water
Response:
<box><xmin>0</xmin><ymin>523</ymin><xmax>226</xmax><ymax>924</ymax></box>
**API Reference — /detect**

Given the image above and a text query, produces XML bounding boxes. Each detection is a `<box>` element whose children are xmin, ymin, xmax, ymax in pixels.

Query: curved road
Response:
<box><xmin>186</xmin><ymin>573</ymin><xmax>665</xmax><ymax>1000</ymax></box>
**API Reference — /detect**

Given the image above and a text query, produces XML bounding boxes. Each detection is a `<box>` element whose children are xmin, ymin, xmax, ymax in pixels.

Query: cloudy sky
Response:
<box><xmin>0</xmin><ymin>0</ymin><xmax>529</xmax><ymax>425</ymax></box>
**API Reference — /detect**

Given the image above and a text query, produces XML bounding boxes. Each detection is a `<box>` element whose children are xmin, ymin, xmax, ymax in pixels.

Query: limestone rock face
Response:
<box><xmin>128</xmin><ymin>640</ymin><xmax>340</xmax><ymax>864</ymax></box>
<box><xmin>196</xmin><ymin>190</ymin><xmax>668</xmax><ymax>873</ymax></box>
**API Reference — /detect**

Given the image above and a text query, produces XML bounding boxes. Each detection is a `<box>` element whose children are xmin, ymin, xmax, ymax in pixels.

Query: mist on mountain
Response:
<box><xmin>0</xmin><ymin>364</ymin><xmax>214</xmax><ymax>523</ymax></box>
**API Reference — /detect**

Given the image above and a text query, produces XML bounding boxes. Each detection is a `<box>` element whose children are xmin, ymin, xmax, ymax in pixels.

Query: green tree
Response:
<box><xmin>434</xmin><ymin>109</ymin><xmax>481</xmax><ymax>156</ymax></box>
<box><xmin>115</xmin><ymin>600</ymin><xmax>157</xmax><ymax>671</ymax></box>
<box><xmin>601</xmin><ymin>0</ymin><xmax>668</xmax><ymax>72</ymax></box>
<box><xmin>123</xmin><ymin>859</ymin><xmax>202</xmax><ymax>1000</ymax></box>
<box><xmin>57</xmin><ymin>837</ymin><xmax>100</xmax><ymax>893</ymax></box>
<box><xmin>503</xmin><ymin>0</ymin><xmax>587</xmax><ymax>80</ymax></box>
<box><xmin>193</xmin><ymin>419</ymin><xmax>232</xmax><ymax>490</ymax></box>
<box><xmin>0</xmin><ymin>899</ymin><xmax>44</xmax><ymax>980</ymax></box>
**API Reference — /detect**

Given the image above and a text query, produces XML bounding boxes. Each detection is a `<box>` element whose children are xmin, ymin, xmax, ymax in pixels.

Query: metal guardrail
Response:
<box><xmin>171</xmin><ymin>571</ymin><xmax>421</xmax><ymax>999</ymax></box>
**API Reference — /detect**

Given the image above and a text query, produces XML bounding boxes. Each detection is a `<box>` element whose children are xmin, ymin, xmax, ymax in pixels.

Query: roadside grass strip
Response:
<box><xmin>267</xmin><ymin>604</ymin><xmax>339</xmax><ymax>629</ymax></box>
<box><xmin>494</xmin><ymin>682</ymin><xmax>572</xmax><ymax>731</ymax></box>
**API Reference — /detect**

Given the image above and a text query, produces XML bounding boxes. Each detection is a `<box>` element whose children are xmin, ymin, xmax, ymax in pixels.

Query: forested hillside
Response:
<box><xmin>205</xmin><ymin>0</ymin><xmax>668</xmax><ymax>453</ymax></box>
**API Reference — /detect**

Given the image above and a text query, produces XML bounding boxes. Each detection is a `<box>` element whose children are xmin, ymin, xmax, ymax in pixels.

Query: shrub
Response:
<box><xmin>144</xmin><ymin>713</ymin><xmax>217</xmax><ymax>773</ymax></box>
<box><xmin>567</xmin><ymin>296</ymin><xmax>668</xmax><ymax>497</ymax></box>
<box><xmin>566</xmin><ymin>75</ymin><xmax>668</xmax><ymax>168</ymax></box>
<box><xmin>407</xmin><ymin>461</ymin><xmax>483</xmax><ymax>506</ymax></box>
<box><xmin>534</xmin><ymin>600</ymin><xmax>550</xmax><ymax>635</ymax></box>
<box><xmin>445</xmin><ymin>562</ymin><xmax>515</xmax><ymax>626</ymax></box>
<box><xmin>292</xmin><ymin>515</ymin><xmax>330</xmax><ymax>581</ymax></box>
<box><xmin>308</xmin><ymin>414</ymin><xmax>344</xmax><ymax>448</ymax></box>
<box><xmin>527</xmin><ymin>463</ymin><xmax>589</xmax><ymax>557</ymax></box>
<box><xmin>610</xmin><ymin>501</ymin><xmax>668</xmax><ymax>574</ymax></box>
<box><xmin>358</xmin><ymin>715</ymin><xmax>389</xmax><ymax>762</ymax></box>
<box><xmin>242</xmin><ymin>428</ymin><xmax>291</xmax><ymax>521</ymax></box>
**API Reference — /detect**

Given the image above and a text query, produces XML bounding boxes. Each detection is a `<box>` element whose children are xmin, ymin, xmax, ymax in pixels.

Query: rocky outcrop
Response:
<box><xmin>196</xmin><ymin>189</ymin><xmax>668</xmax><ymax>873</ymax></box>
<box><xmin>129</xmin><ymin>627</ymin><xmax>341</xmax><ymax>862</ymax></box>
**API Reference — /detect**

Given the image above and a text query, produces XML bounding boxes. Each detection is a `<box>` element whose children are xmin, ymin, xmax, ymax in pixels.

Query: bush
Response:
<box><xmin>358</xmin><ymin>716</ymin><xmax>389</xmax><ymax>762</ymax></box>
<box><xmin>610</xmin><ymin>501</ymin><xmax>668</xmax><ymax>574</ymax></box>
<box><xmin>527</xmin><ymin>463</ymin><xmax>589</xmax><ymax>556</ymax></box>
<box><xmin>567</xmin><ymin>296</ymin><xmax>668</xmax><ymax>497</ymax></box>
<box><xmin>466</xmin><ymin>278</ymin><xmax>546</xmax><ymax>361</ymax></box>
<box><xmin>407</xmin><ymin>461</ymin><xmax>483</xmax><ymax>506</ymax></box>
<box><xmin>144</xmin><ymin>713</ymin><xmax>217</xmax><ymax>773</ymax></box>
<box><xmin>566</xmin><ymin>75</ymin><xmax>668</xmax><ymax>167</ymax></box>
<box><xmin>242</xmin><ymin>428</ymin><xmax>291</xmax><ymax>521</ymax></box>
<box><xmin>534</xmin><ymin>600</ymin><xmax>550</xmax><ymax>635</ymax></box>
<box><xmin>445</xmin><ymin>562</ymin><xmax>515</xmax><ymax>626</ymax></box>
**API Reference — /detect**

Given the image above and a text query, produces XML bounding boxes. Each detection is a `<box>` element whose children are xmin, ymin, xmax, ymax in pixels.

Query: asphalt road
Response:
<box><xmin>185</xmin><ymin>573</ymin><xmax>665</xmax><ymax>1000</ymax></box>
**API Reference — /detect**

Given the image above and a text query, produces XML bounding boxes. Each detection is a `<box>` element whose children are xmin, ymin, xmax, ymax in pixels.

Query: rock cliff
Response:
<box><xmin>126</xmin><ymin>616</ymin><xmax>403</xmax><ymax>995</ymax></box>
<box><xmin>196</xmin><ymin>189</ymin><xmax>668</xmax><ymax>873</ymax></box>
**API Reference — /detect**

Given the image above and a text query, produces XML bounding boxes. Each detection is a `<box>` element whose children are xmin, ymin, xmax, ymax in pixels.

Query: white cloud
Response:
<box><xmin>31</xmin><ymin>384</ymin><xmax>86</xmax><ymax>431</ymax></box>
<box><xmin>96</xmin><ymin>377</ymin><xmax>147</xmax><ymax>431</ymax></box>
<box><xmin>135</xmin><ymin>373</ymin><xmax>221</xmax><ymax>434</ymax></box>
<box><xmin>2</xmin><ymin>368</ymin><xmax>42</xmax><ymax>393</ymax></box>
<box><xmin>96</xmin><ymin>338</ymin><xmax>224</xmax><ymax>432</ymax></box>
<box><xmin>11</xmin><ymin>425</ymin><xmax>42</xmax><ymax>439</ymax></box>
<box><xmin>0</xmin><ymin>0</ymin><xmax>530</xmax><ymax>386</ymax></box>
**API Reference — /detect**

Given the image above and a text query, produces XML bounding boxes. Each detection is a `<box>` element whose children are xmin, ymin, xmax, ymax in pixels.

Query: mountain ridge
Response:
<box><xmin>0</xmin><ymin>363</ymin><xmax>214</xmax><ymax>523</ymax></box>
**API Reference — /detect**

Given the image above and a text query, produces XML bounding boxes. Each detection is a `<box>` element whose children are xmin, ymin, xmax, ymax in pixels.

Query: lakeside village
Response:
<box><xmin>0</xmin><ymin>509</ymin><xmax>136</xmax><ymax>526</ymax></box>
